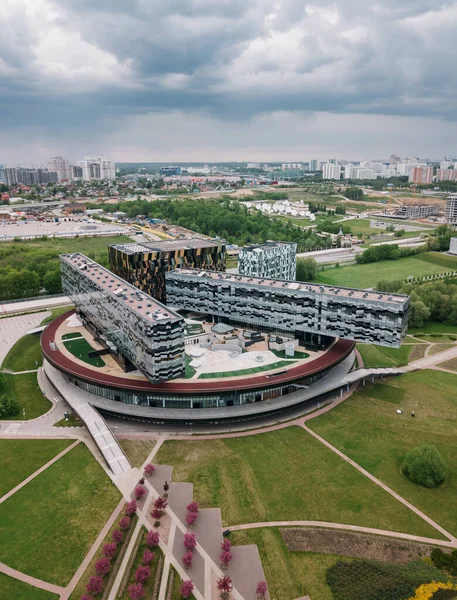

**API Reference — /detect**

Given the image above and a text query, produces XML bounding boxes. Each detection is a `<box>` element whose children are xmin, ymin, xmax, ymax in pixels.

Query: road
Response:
<box><xmin>0</xmin><ymin>296</ymin><xmax>71</xmax><ymax>315</ymax></box>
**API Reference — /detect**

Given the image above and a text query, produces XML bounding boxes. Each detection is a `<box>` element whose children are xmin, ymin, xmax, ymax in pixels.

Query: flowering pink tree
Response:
<box><xmin>125</xmin><ymin>499</ymin><xmax>137</xmax><ymax>516</ymax></box>
<box><xmin>186</xmin><ymin>511</ymin><xmax>198</xmax><ymax>528</ymax></box>
<box><xmin>119</xmin><ymin>516</ymin><xmax>131</xmax><ymax>531</ymax></box>
<box><xmin>80</xmin><ymin>595</ymin><xmax>92</xmax><ymax>600</ymax></box>
<box><xmin>128</xmin><ymin>583</ymin><xmax>145</xmax><ymax>600</ymax></box>
<box><xmin>182</xmin><ymin>551</ymin><xmax>193</xmax><ymax>569</ymax></box>
<box><xmin>146</xmin><ymin>530</ymin><xmax>160</xmax><ymax>548</ymax></box>
<box><xmin>256</xmin><ymin>581</ymin><xmax>268</xmax><ymax>598</ymax></box>
<box><xmin>180</xmin><ymin>580</ymin><xmax>195</xmax><ymax>599</ymax></box>
<box><xmin>103</xmin><ymin>542</ymin><xmax>117</xmax><ymax>559</ymax></box>
<box><xmin>142</xmin><ymin>549</ymin><xmax>155</xmax><ymax>565</ymax></box>
<box><xmin>134</xmin><ymin>565</ymin><xmax>150</xmax><ymax>584</ymax></box>
<box><xmin>144</xmin><ymin>463</ymin><xmax>155</xmax><ymax>476</ymax></box>
<box><xmin>220</xmin><ymin>550</ymin><xmax>232</xmax><ymax>569</ymax></box>
<box><xmin>217</xmin><ymin>575</ymin><xmax>233</xmax><ymax>599</ymax></box>
<box><xmin>184</xmin><ymin>532</ymin><xmax>197</xmax><ymax>551</ymax></box>
<box><xmin>186</xmin><ymin>501</ymin><xmax>199</xmax><ymax>513</ymax></box>
<box><xmin>112</xmin><ymin>529</ymin><xmax>123</xmax><ymax>544</ymax></box>
<box><xmin>86</xmin><ymin>575</ymin><xmax>103</xmax><ymax>595</ymax></box>
<box><xmin>134</xmin><ymin>485</ymin><xmax>147</xmax><ymax>500</ymax></box>
<box><xmin>154</xmin><ymin>496</ymin><xmax>167</xmax><ymax>511</ymax></box>
<box><xmin>221</xmin><ymin>538</ymin><xmax>231</xmax><ymax>552</ymax></box>
<box><xmin>151</xmin><ymin>507</ymin><xmax>162</xmax><ymax>525</ymax></box>
<box><xmin>95</xmin><ymin>557</ymin><xmax>111</xmax><ymax>578</ymax></box>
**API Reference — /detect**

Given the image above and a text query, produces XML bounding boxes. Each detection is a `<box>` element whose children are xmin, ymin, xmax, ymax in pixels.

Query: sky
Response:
<box><xmin>1</xmin><ymin>0</ymin><xmax>457</xmax><ymax>163</ymax></box>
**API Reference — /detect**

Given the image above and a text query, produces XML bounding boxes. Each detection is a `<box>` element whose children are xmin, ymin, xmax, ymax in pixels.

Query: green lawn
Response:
<box><xmin>231</xmin><ymin>528</ymin><xmax>349</xmax><ymax>600</ymax></box>
<box><xmin>1</xmin><ymin>373</ymin><xmax>51</xmax><ymax>420</ymax></box>
<box><xmin>118</xmin><ymin>439</ymin><xmax>155</xmax><ymax>467</ymax></box>
<box><xmin>0</xmin><ymin>572</ymin><xmax>59</xmax><ymax>600</ymax></box>
<box><xmin>184</xmin><ymin>354</ymin><xmax>196</xmax><ymax>379</ymax></box>
<box><xmin>357</xmin><ymin>343</ymin><xmax>426</xmax><ymax>368</ymax></box>
<box><xmin>40</xmin><ymin>305</ymin><xmax>73</xmax><ymax>325</ymax></box>
<box><xmin>155</xmin><ymin>427</ymin><xmax>440</xmax><ymax>538</ymax></box>
<box><xmin>0</xmin><ymin>439</ymin><xmax>73</xmax><ymax>497</ymax></box>
<box><xmin>62</xmin><ymin>332</ymin><xmax>83</xmax><ymax>340</ymax></box>
<box><xmin>198</xmin><ymin>359</ymin><xmax>293</xmax><ymax>378</ymax></box>
<box><xmin>2</xmin><ymin>334</ymin><xmax>43</xmax><ymax>371</ymax></box>
<box><xmin>53</xmin><ymin>412</ymin><xmax>84</xmax><ymax>427</ymax></box>
<box><xmin>310</xmin><ymin>370</ymin><xmax>457</xmax><ymax>538</ymax></box>
<box><xmin>270</xmin><ymin>348</ymin><xmax>310</xmax><ymax>359</ymax></box>
<box><xmin>63</xmin><ymin>338</ymin><xmax>105</xmax><ymax>367</ymax></box>
<box><xmin>316</xmin><ymin>253</ymin><xmax>457</xmax><ymax>288</ymax></box>
<box><xmin>409</xmin><ymin>321</ymin><xmax>457</xmax><ymax>335</ymax></box>
<box><xmin>0</xmin><ymin>443</ymin><xmax>121</xmax><ymax>585</ymax></box>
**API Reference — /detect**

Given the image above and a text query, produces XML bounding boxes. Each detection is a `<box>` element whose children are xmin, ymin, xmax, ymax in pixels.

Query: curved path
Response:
<box><xmin>0</xmin><ymin>561</ymin><xmax>65</xmax><ymax>596</ymax></box>
<box><xmin>227</xmin><ymin>521</ymin><xmax>457</xmax><ymax>548</ymax></box>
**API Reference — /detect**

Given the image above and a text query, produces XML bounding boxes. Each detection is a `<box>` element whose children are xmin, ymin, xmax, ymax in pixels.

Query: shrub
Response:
<box><xmin>125</xmin><ymin>499</ymin><xmax>137</xmax><ymax>516</ymax></box>
<box><xmin>144</xmin><ymin>463</ymin><xmax>155</xmax><ymax>476</ymax></box>
<box><xmin>146</xmin><ymin>530</ymin><xmax>160</xmax><ymax>548</ymax></box>
<box><xmin>186</xmin><ymin>511</ymin><xmax>198</xmax><ymax>527</ymax></box>
<box><xmin>119</xmin><ymin>516</ymin><xmax>131</xmax><ymax>530</ymax></box>
<box><xmin>134</xmin><ymin>565</ymin><xmax>150</xmax><ymax>584</ymax></box>
<box><xmin>103</xmin><ymin>542</ymin><xmax>117</xmax><ymax>559</ymax></box>
<box><xmin>221</xmin><ymin>539</ymin><xmax>231</xmax><ymax>552</ymax></box>
<box><xmin>112</xmin><ymin>530</ymin><xmax>124</xmax><ymax>544</ymax></box>
<box><xmin>80</xmin><ymin>595</ymin><xmax>92</xmax><ymax>600</ymax></box>
<box><xmin>154</xmin><ymin>496</ymin><xmax>167</xmax><ymax>510</ymax></box>
<box><xmin>151</xmin><ymin>508</ymin><xmax>162</xmax><ymax>522</ymax></box>
<box><xmin>256</xmin><ymin>581</ymin><xmax>268</xmax><ymax>597</ymax></box>
<box><xmin>86</xmin><ymin>575</ymin><xmax>103</xmax><ymax>595</ymax></box>
<box><xmin>402</xmin><ymin>445</ymin><xmax>447</xmax><ymax>488</ymax></box>
<box><xmin>182</xmin><ymin>551</ymin><xmax>193</xmax><ymax>569</ymax></box>
<box><xmin>142</xmin><ymin>549</ymin><xmax>155</xmax><ymax>565</ymax></box>
<box><xmin>184</xmin><ymin>532</ymin><xmax>197</xmax><ymax>551</ymax></box>
<box><xmin>220</xmin><ymin>550</ymin><xmax>232</xmax><ymax>567</ymax></box>
<box><xmin>134</xmin><ymin>485</ymin><xmax>147</xmax><ymax>500</ymax></box>
<box><xmin>128</xmin><ymin>583</ymin><xmax>145</xmax><ymax>600</ymax></box>
<box><xmin>217</xmin><ymin>575</ymin><xmax>233</xmax><ymax>599</ymax></box>
<box><xmin>0</xmin><ymin>395</ymin><xmax>19</xmax><ymax>417</ymax></box>
<box><xmin>95</xmin><ymin>557</ymin><xmax>111</xmax><ymax>578</ymax></box>
<box><xmin>186</xmin><ymin>501</ymin><xmax>199</xmax><ymax>513</ymax></box>
<box><xmin>180</xmin><ymin>580</ymin><xmax>195</xmax><ymax>599</ymax></box>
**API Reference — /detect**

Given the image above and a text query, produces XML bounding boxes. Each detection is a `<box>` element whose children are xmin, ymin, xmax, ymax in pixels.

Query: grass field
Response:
<box><xmin>0</xmin><ymin>571</ymin><xmax>58</xmax><ymax>600</ymax></box>
<box><xmin>437</xmin><ymin>357</ymin><xmax>457</xmax><ymax>372</ymax></box>
<box><xmin>310</xmin><ymin>370</ymin><xmax>457</xmax><ymax>537</ymax></box>
<box><xmin>1</xmin><ymin>372</ymin><xmax>51</xmax><ymax>419</ymax></box>
<box><xmin>409</xmin><ymin>322</ymin><xmax>457</xmax><ymax>335</ymax></box>
<box><xmin>316</xmin><ymin>252</ymin><xmax>457</xmax><ymax>288</ymax></box>
<box><xmin>357</xmin><ymin>343</ymin><xmax>427</xmax><ymax>368</ymax></box>
<box><xmin>198</xmin><ymin>359</ymin><xmax>293</xmax><ymax>378</ymax></box>
<box><xmin>118</xmin><ymin>439</ymin><xmax>155</xmax><ymax>467</ymax></box>
<box><xmin>63</xmin><ymin>337</ymin><xmax>105</xmax><ymax>367</ymax></box>
<box><xmin>0</xmin><ymin>439</ymin><xmax>73</xmax><ymax>497</ymax></box>
<box><xmin>155</xmin><ymin>427</ymin><xmax>440</xmax><ymax>538</ymax></box>
<box><xmin>0</xmin><ymin>442</ymin><xmax>121</xmax><ymax>585</ymax></box>
<box><xmin>231</xmin><ymin>528</ymin><xmax>349</xmax><ymax>600</ymax></box>
<box><xmin>40</xmin><ymin>305</ymin><xmax>73</xmax><ymax>325</ymax></box>
<box><xmin>1</xmin><ymin>333</ymin><xmax>43</xmax><ymax>371</ymax></box>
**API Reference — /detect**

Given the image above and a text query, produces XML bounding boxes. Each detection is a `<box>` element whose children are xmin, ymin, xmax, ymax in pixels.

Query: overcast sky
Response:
<box><xmin>2</xmin><ymin>0</ymin><xmax>457</xmax><ymax>163</ymax></box>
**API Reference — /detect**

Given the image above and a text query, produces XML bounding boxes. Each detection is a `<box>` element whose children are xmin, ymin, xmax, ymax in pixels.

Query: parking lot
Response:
<box><xmin>0</xmin><ymin>218</ymin><xmax>126</xmax><ymax>241</ymax></box>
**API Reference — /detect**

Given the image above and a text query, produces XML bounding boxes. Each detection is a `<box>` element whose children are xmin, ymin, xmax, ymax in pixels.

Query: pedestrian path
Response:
<box><xmin>0</xmin><ymin>561</ymin><xmax>65</xmax><ymax>596</ymax></box>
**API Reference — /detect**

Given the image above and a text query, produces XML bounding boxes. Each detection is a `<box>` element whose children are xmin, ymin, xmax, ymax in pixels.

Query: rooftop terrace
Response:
<box><xmin>110</xmin><ymin>237</ymin><xmax>224</xmax><ymax>255</ymax></box>
<box><xmin>169</xmin><ymin>268</ymin><xmax>409</xmax><ymax>305</ymax></box>
<box><xmin>60</xmin><ymin>253</ymin><xmax>182</xmax><ymax>324</ymax></box>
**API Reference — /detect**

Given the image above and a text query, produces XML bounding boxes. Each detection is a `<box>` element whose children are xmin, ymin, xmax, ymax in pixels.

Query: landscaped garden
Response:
<box><xmin>356</xmin><ymin>342</ymin><xmax>427</xmax><ymax>368</ymax></box>
<box><xmin>63</xmin><ymin>337</ymin><xmax>106</xmax><ymax>367</ymax></box>
<box><xmin>198</xmin><ymin>359</ymin><xmax>294</xmax><ymax>378</ymax></box>
<box><xmin>154</xmin><ymin>426</ymin><xmax>440</xmax><ymax>538</ymax></box>
<box><xmin>309</xmin><ymin>370</ymin><xmax>457</xmax><ymax>537</ymax></box>
<box><xmin>0</xmin><ymin>372</ymin><xmax>51</xmax><ymax>419</ymax></box>
<box><xmin>0</xmin><ymin>442</ymin><xmax>121</xmax><ymax>585</ymax></box>
<box><xmin>1</xmin><ymin>333</ymin><xmax>43</xmax><ymax>371</ymax></box>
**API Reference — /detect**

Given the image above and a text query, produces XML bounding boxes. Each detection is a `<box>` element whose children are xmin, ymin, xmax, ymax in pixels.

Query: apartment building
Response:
<box><xmin>238</xmin><ymin>241</ymin><xmax>297</xmax><ymax>281</ymax></box>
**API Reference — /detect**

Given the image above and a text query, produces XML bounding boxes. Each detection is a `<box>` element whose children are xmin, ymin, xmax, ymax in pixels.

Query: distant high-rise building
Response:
<box><xmin>71</xmin><ymin>165</ymin><xmax>83</xmax><ymax>180</ymax></box>
<box><xmin>0</xmin><ymin>165</ymin><xmax>5</xmax><ymax>183</ymax></box>
<box><xmin>4</xmin><ymin>166</ymin><xmax>58</xmax><ymax>185</ymax></box>
<box><xmin>356</xmin><ymin>168</ymin><xmax>375</xmax><ymax>180</ymax></box>
<box><xmin>408</xmin><ymin>166</ymin><xmax>433</xmax><ymax>184</ymax></box>
<box><xmin>344</xmin><ymin>165</ymin><xmax>358</xmax><ymax>179</ymax></box>
<box><xmin>309</xmin><ymin>159</ymin><xmax>319</xmax><ymax>171</ymax></box>
<box><xmin>160</xmin><ymin>166</ymin><xmax>182</xmax><ymax>176</ymax></box>
<box><xmin>77</xmin><ymin>157</ymin><xmax>115</xmax><ymax>181</ymax></box>
<box><xmin>238</xmin><ymin>241</ymin><xmax>297</xmax><ymax>281</ymax></box>
<box><xmin>446</xmin><ymin>194</ymin><xmax>457</xmax><ymax>225</ymax></box>
<box><xmin>322</xmin><ymin>164</ymin><xmax>341</xmax><ymax>180</ymax></box>
<box><xmin>440</xmin><ymin>160</ymin><xmax>452</xmax><ymax>170</ymax></box>
<box><xmin>47</xmin><ymin>156</ymin><xmax>72</xmax><ymax>182</ymax></box>
<box><xmin>436</xmin><ymin>169</ymin><xmax>457</xmax><ymax>182</ymax></box>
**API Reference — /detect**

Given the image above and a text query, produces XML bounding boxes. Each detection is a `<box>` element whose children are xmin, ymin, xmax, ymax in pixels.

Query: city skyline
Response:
<box><xmin>2</xmin><ymin>1</ymin><xmax>457</xmax><ymax>162</ymax></box>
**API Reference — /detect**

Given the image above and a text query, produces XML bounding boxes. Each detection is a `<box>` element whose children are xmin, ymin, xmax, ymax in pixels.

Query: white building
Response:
<box><xmin>356</xmin><ymin>168</ymin><xmax>375</xmax><ymax>180</ymax></box>
<box><xmin>246</xmin><ymin>162</ymin><xmax>261</xmax><ymax>169</ymax></box>
<box><xmin>344</xmin><ymin>165</ymin><xmax>358</xmax><ymax>179</ymax></box>
<box><xmin>281</xmin><ymin>163</ymin><xmax>303</xmax><ymax>170</ymax></box>
<box><xmin>445</xmin><ymin>195</ymin><xmax>457</xmax><ymax>225</ymax></box>
<box><xmin>449</xmin><ymin>238</ymin><xmax>457</xmax><ymax>255</ymax></box>
<box><xmin>322</xmin><ymin>164</ymin><xmax>341</xmax><ymax>180</ymax></box>
<box><xmin>47</xmin><ymin>156</ymin><xmax>72</xmax><ymax>182</ymax></box>
<box><xmin>77</xmin><ymin>157</ymin><xmax>116</xmax><ymax>181</ymax></box>
<box><xmin>309</xmin><ymin>159</ymin><xmax>319</xmax><ymax>171</ymax></box>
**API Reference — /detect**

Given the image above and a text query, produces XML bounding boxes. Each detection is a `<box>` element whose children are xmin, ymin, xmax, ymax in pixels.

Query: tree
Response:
<box><xmin>95</xmin><ymin>557</ymin><xmax>111</xmax><ymax>577</ymax></box>
<box><xmin>134</xmin><ymin>485</ymin><xmax>147</xmax><ymax>500</ymax></box>
<box><xmin>402</xmin><ymin>445</ymin><xmax>446</xmax><ymax>488</ymax></box>
<box><xmin>182</xmin><ymin>551</ymin><xmax>193</xmax><ymax>569</ymax></box>
<box><xmin>180</xmin><ymin>580</ymin><xmax>195</xmax><ymax>599</ymax></box>
<box><xmin>296</xmin><ymin>257</ymin><xmax>318</xmax><ymax>282</ymax></box>
<box><xmin>186</xmin><ymin>501</ymin><xmax>199</xmax><ymax>513</ymax></box>
<box><xmin>43</xmin><ymin>268</ymin><xmax>62</xmax><ymax>294</ymax></box>
<box><xmin>409</xmin><ymin>300</ymin><xmax>431</xmax><ymax>328</ymax></box>
<box><xmin>134</xmin><ymin>565</ymin><xmax>150</xmax><ymax>584</ymax></box>
<box><xmin>184</xmin><ymin>532</ymin><xmax>197</xmax><ymax>551</ymax></box>
<box><xmin>142</xmin><ymin>550</ymin><xmax>155</xmax><ymax>565</ymax></box>
<box><xmin>146</xmin><ymin>530</ymin><xmax>160</xmax><ymax>548</ymax></box>
<box><xmin>86</xmin><ymin>575</ymin><xmax>103</xmax><ymax>595</ymax></box>
<box><xmin>220</xmin><ymin>550</ymin><xmax>232</xmax><ymax>568</ymax></box>
<box><xmin>119</xmin><ymin>516</ymin><xmax>131</xmax><ymax>530</ymax></box>
<box><xmin>221</xmin><ymin>539</ymin><xmax>231</xmax><ymax>552</ymax></box>
<box><xmin>154</xmin><ymin>496</ymin><xmax>167</xmax><ymax>510</ymax></box>
<box><xmin>0</xmin><ymin>395</ymin><xmax>19</xmax><ymax>417</ymax></box>
<box><xmin>112</xmin><ymin>530</ymin><xmax>123</xmax><ymax>544</ymax></box>
<box><xmin>144</xmin><ymin>463</ymin><xmax>155</xmax><ymax>476</ymax></box>
<box><xmin>256</xmin><ymin>581</ymin><xmax>268</xmax><ymax>598</ymax></box>
<box><xmin>103</xmin><ymin>543</ymin><xmax>117</xmax><ymax>559</ymax></box>
<box><xmin>186</xmin><ymin>511</ymin><xmax>197</xmax><ymax>527</ymax></box>
<box><xmin>128</xmin><ymin>583</ymin><xmax>145</xmax><ymax>600</ymax></box>
<box><xmin>151</xmin><ymin>508</ymin><xmax>162</xmax><ymax>523</ymax></box>
<box><xmin>125</xmin><ymin>499</ymin><xmax>137</xmax><ymax>516</ymax></box>
<box><xmin>217</xmin><ymin>575</ymin><xmax>233</xmax><ymax>599</ymax></box>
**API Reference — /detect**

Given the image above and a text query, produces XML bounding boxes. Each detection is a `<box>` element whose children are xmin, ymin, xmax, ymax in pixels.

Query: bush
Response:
<box><xmin>125</xmin><ymin>499</ymin><xmax>137</xmax><ymax>516</ymax></box>
<box><xmin>128</xmin><ymin>583</ymin><xmax>145</xmax><ymax>600</ymax></box>
<box><xmin>119</xmin><ymin>516</ymin><xmax>131</xmax><ymax>530</ymax></box>
<box><xmin>182</xmin><ymin>551</ymin><xmax>193</xmax><ymax>569</ymax></box>
<box><xmin>180</xmin><ymin>580</ymin><xmax>194</xmax><ymax>599</ymax></box>
<box><xmin>184</xmin><ymin>532</ymin><xmax>197</xmax><ymax>551</ymax></box>
<box><xmin>402</xmin><ymin>445</ymin><xmax>447</xmax><ymax>488</ymax></box>
<box><xmin>86</xmin><ymin>575</ymin><xmax>103</xmax><ymax>595</ymax></box>
<box><xmin>0</xmin><ymin>395</ymin><xmax>19</xmax><ymax>417</ymax></box>
<box><xmin>112</xmin><ymin>530</ymin><xmax>124</xmax><ymax>544</ymax></box>
<box><xmin>142</xmin><ymin>549</ymin><xmax>155</xmax><ymax>565</ymax></box>
<box><xmin>95</xmin><ymin>557</ymin><xmax>111</xmax><ymax>578</ymax></box>
<box><xmin>134</xmin><ymin>485</ymin><xmax>147</xmax><ymax>500</ymax></box>
<box><xmin>146</xmin><ymin>530</ymin><xmax>160</xmax><ymax>548</ymax></box>
<box><xmin>103</xmin><ymin>543</ymin><xmax>117</xmax><ymax>560</ymax></box>
<box><xmin>144</xmin><ymin>463</ymin><xmax>155</xmax><ymax>476</ymax></box>
<box><xmin>134</xmin><ymin>565</ymin><xmax>150</xmax><ymax>584</ymax></box>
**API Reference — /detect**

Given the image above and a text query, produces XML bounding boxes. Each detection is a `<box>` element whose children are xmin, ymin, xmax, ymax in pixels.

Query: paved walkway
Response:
<box><xmin>0</xmin><ymin>311</ymin><xmax>50</xmax><ymax>365</ymax></box>
<box><xmin>401</xmin><ymin>344</ymin><xmax>457</xmax><ymax>372</ymax></box>
<box><xmin>0</xmin><ymin>296</ymin><xmax>71</xmax><ymax>315</ymax></box>
<box><xmin>0</xmin><ymin>561</ymin><xmax>65</xmax><ymax>596</ymax></box>
<box><xmin>0</xmin><ymin>439</ymin><xmax>80</xmax><ymax>505</ymax></box>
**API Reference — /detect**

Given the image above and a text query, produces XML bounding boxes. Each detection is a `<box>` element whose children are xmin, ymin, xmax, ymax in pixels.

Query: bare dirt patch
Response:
<box><xmin>281</xmin><ymin>527</ymin><xmax>440</xmax><ymax>564</ymax></box>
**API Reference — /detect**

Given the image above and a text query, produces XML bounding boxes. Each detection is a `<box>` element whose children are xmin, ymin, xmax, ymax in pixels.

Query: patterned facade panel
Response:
<box><xmin>238</xmin><ymin>242</ymin><xmax>297</xmax><ymax>281</ymax></box>
<box><xmin>166</xmin><ymin>269</ymin><xmax>410</xmax><ymax>348</ymax></box>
